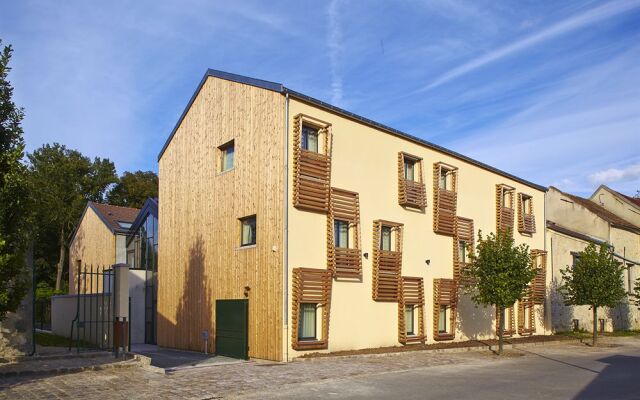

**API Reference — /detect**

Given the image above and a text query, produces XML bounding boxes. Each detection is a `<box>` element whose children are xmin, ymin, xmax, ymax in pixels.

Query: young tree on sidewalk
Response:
<box><xmin>462</xmin><ymin>229</ymin><xmax>535</xmax><ymax>355</ymax></box>
<box><xmin>560</xmin><ymin>243</ymin><xmax>625</xmax><ymax>346</ymax></box>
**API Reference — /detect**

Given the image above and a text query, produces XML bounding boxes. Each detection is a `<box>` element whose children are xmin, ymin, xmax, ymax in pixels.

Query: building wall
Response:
<box><xmin>547</xmin><ymin>188</ymin><xmax>609</xmax><ymax>240</ymax></box>
<box><xmin>68</xmin><ymin>207</ymin><xmax>116</xmax><ymax>294</ymax></box>
<box><xmin>158</xmin><ymin>77</ymin><xmax>285</xmax><ymax>360</ymax></box>
<box><xmin>286</xmin><ymin>98</ymin><xmax>547</xmax><ymax>359</ymax></box>
<box><xmin>591</xmin><ymin>187</ymin><xmax>640</xmax><ymax>227</ymax></box>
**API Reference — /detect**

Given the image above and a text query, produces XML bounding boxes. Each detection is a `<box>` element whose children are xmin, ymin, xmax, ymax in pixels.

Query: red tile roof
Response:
<box><xmin>89</xmin><ymin>202</ymin><xmax>140</xmax><ymax>233</ymax></box>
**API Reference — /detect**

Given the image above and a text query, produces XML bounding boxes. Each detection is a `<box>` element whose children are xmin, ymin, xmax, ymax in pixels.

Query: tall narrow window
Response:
<box><xmin>398</xmin><ymin>152</ymin><xmax>426</xmax><ymax>209</ymax></box>
<box><xmin>380</xmin><ymin>226</ymin><xmax>392</xmax><ymax>251</ymax></box>
<box><xmin>405</xmin><ymin>305</ymin><xmax>414</xmax><ymax>335</ymax></box>
<box><xmin>240</xmin><ymin>215</ymin><xmax>256</xmax><ymax>247</ymax></box>
<box><xmin>334</xmin><ymin>220</ymin><xmax>349</xmax><ymax>248</ymax></box>
<box><xmin>219</xmin><ymin>140</ymin><xmax>235</xmax><ymax>172</ymax></box>
<box><xmin>404</xmin><ymin>159</ymin><xmax>415</xmax><ymax>181</ymax></box>
<box><xmin>439</xmin><ymin>306</ymin><xmax>448</xmax><ymax>333</ymax></box>
<box><xmin>298</xmin><ymin>303</ymin><xmax>317</xmax><ymax>340</ymax></box>
<box><xmin>301</xmin><ymin>125</ymin><xmax>319</xmax><ymax>153</ymax></box>
<box><xmin>439</xmin><ymin>168</ymin><xmax>448</xmax><ymax>190</ymax></box>
<box><xmin>458</xmin><ymin>241</ymin><xmax>467</xmax><ymax>264</ymax></box>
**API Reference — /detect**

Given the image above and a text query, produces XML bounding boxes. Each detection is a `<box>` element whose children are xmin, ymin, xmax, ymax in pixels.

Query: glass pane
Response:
<box><xmin>380</xmin><ymin>227</ymin><xmax>392</xmax><ymax>251</ymax></box>
<box><xmin>405</xmin><ymin>305</ymin><xmax>414</xmax><ymax>335</ymax></box>
<box><xmin>302</xmin><ymin>126</ymin><xmax>319</xmax><ymax>153</ymax></box>
<box><xmin>459</xmin><ymin>241</ymin><xmax>466</xmax><ymax>263</ymax></box>
<box><xmin>241</xmin><ymin>217</ymin><xmax>256</xmax><ymax>246</ymax></box>
<box><xmin>334</xmin><ymin>220</ymin><xmax>349</xmax><ymax>248</ymax></box>
<box><xmin>404</xmin><ymin>161</ymin><xmax>415</xmax><ymax>181</ymax></box>
<box><xmin>299</xmin><ymin>303</ymin><xmax>317</xmax><ymax>339</ymax></box>
<box><xmin>439</xmin><ymin>306</ymin><xmax>447</xmax><ymax>333</ymax></box>
<box><xmin>439</xmin><ymin>170</ymin><xmax>447</xmax><ymax>189</ymax></box>
<box><xmin>223</xmin><ymin>146</ymin><xmax>234</xmax><ymax>170</ymax></box>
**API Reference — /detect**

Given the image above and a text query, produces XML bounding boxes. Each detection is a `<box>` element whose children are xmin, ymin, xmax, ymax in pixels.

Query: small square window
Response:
<box><xmin>301</xmin><ymin>125</ymin><xmax>319</xmax><ymax>153</ymax></box>
<box><xmin>219</xmin><ymin>140</ymin><xmax>235</xmax><ymax>172</ymax></box>
<box><xmin>380</xmin><ymin>226</ymin><xmax>392</xmax><ymax>251</ymax></box>
<box><xmin>439</xmin><ymin>305</ymin><xmax>448</xmax><ymax>333</ymax></box>
<box><xmin>298</xmin><ymin>303</ymin><xmax>317</xmax><ymax>340</ymax></box>
<box><xmin>334</xmin><ymin>220</ymin><xmax>349</xmax><ymax>248</ymax></box>
<box><xmin>404</xmin><ymin>160</ymin><xmax>415</xmax><ymax>181</ymax></box>
<box><xmin>405</xmin><ymin>305</ymin><xmax>414</xmax><ymax>335</ymax></box>
<box><xmin>240</xmin><ymin>215</ymin><xmax>256</xmax><ymax>247</ymax></box>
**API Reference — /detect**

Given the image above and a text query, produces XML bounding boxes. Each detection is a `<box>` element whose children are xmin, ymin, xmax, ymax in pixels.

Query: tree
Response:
<box><xmin>633</xmin><ymin>277</ymin><xmax>640</xmax><ymax>309</ymax></box>
<box><xmin>463</xmin><ymin>229</ymin><xmax>535</xmax><ymax>354</ymax></box>
<box><xmin>0</xmin><ymin>39</ymin><xmax>31</xmax><ymax>320</ymax></box>
<box><xmin>107</xmin><ymin>170</ymin><xmax>158</xmax><ymax>208</ymax></box>
<box><xmin>560</xmin><ymin>243</ymin><xmax>625</xmax><ymax>346</ymax></box>
<box><xmin>28</xmin><ymin>144</ymin><xmax>117</xmax><ymax>290</ymax></box>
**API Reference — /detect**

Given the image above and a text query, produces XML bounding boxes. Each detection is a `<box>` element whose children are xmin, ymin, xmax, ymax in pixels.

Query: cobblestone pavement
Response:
<box><xmin>2</xmin><ymin>339</ymin><xmax>638</xmax><ymax>399</ymax></box>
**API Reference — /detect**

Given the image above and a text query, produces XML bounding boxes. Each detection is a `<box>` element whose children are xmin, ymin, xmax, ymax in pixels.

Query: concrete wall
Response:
<box><xmin>547</xmin><ymin>188</ymin><xmax>609</xmax><ymax>240</ymax></box>
<box><xmin>115</xmin><ymin>234</ymin><xmax>128</xmax><ymax>264</ymax></box>
<box><xmin>591</xmin><ymin>187</ymin><xmax>640</xmax><ymax>227</ymax></box>
<box><xmin>129</xmin><ymin>269</ymin><xmax>146</xmax><ymax>344</ymax></box>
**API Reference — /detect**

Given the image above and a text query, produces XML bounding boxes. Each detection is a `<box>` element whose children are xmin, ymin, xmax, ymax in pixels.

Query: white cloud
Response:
<box><xmin>418</xmin><ymin>0</ymin><xmax>640</xmax><ymax>92</ymax></box>
<box><xmin>590</xmin><ymin>164</ymin><xmax>640</xmax><ymax>184</ymax></box>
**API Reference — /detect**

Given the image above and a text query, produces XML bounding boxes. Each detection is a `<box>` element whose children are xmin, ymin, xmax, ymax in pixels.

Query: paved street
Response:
<box><xmin>1</xmin><ymin>338</ymin><xmax>639</xmax><ymax>399</ymax></box>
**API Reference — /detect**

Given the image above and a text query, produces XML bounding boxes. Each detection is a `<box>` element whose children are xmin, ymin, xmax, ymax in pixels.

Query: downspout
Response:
<box><xmin>283</xmin><ymin>92</ymin><xmax>289</xmax><ymax>362</ymax></box>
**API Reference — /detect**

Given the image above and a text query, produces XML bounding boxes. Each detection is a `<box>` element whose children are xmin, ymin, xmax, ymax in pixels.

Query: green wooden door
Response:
<box><xmin>215</xmin><ymin>299</ymin><xmax>249</xmax><ymax>360</ymax></box>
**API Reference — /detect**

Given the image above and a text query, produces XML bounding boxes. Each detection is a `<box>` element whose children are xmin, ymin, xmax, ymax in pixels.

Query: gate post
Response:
<box><xmin>113</xmin><ymin>263</ymin><xmax>130</xmax><ymax>356</ymax></box>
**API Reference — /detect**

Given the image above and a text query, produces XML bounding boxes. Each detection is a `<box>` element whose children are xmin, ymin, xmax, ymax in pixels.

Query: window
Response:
<box><xmin>439</xmin><ymin>306</ymin><xmax>448</xmax><ymax>333</ymax></box>
<box><xmin>380</xmin><ymin>226</ymin><xmax>392</xmax><ymax>251</ymax></box>
<box><xmin>334</xmin><ymin>219</ymin><xmax>349</xmax><ymax>248</ymax></box>
<box><xmin>219</xmin><ymin>140</ymin><xmax>235</xmax><ymax>172</ymax></box>
<box><xmin>404</xmin><ymin>159</ymin><xmax>415</xmax><ymax>181</ymax></box>
<box><xmin>301</xmin><ymin>125</ymin><xmax>319</xmax><ymax>153</ymax></box>
<box><xmin>240</xmin><ymin>215</ymin><xmax>256</xmax><ymax>246</ymax></box>
<box><xmin>298</xmin><ymin>303</ymin><xmax>317</xmax><ymax>340</ymax></box>
<box><xmin>405</xmin><ymin>305</ymin><xmax>414</xmax><ymax>335</ymax></box>
<box><xmin>439</xmin><ymin>168</ymin><xmax>448</xmax><ymax>190</ymax></box>
<box><xmin>572</xmin><ymin>253</ymin><xmax>581</xmax><ymax>268</ymax></box>
<box><xmin>522</xmin><ymin>196</ymin><xmax>532</xmax><ymax>214</ymax></box>
<box><xmin>118</xmin><ymin>221</ymin><xmax>132</xmax><ymax>229</ymax></box>
<box><xmin>503</xmin><ymin>190</ymin><xmax>512</xmax><ymax>208</ymax></box>
<box><xmin>458</xmin><ymin>241</ymin><xmax>467</xmax><ymax>264</ymax></box>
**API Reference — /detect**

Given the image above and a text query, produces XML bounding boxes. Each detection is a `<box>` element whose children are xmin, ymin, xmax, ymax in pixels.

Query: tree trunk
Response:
<box><xmin>499</xmin><ymin>306</ymin><xmax>505</xmax><ymax>355</ymax></box>
<box><xmin>55</xmin><ymin>228</ymin><xmax>66</xmax><ymax>291</ymax></box>
<box><xmin>592</xmin><ymin>306</ymin><xmax>598</xmax><ymax>347</ymax></box>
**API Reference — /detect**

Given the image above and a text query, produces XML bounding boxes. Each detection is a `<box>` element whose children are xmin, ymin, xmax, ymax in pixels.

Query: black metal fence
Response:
<box><xmin>35</xmin><ymin>298</ymin><xmax>51</xmax><ymax>330</ymax></box>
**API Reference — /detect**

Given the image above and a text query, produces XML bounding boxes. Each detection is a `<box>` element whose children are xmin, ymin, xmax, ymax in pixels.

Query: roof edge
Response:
<box><xmin>126</xmin><ymin>198</ymin><xmax>159</xmax><ymax>246</ymax></box>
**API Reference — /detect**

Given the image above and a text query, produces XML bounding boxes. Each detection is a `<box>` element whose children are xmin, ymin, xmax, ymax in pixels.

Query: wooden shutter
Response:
<box><xmin>292</xmin><ymin>114</ymin><xmax>332</xmax><ymax>213</ymax></box>
<box><xmin>531</xmin><ymin>249</ymin><xmax>547</xmax><ymax>305</ymax></box>
<box><xmin>291</xmin><ymin>268</ymin><xmax>332</xmax><ymax>350</ymax></box>
<box><xmin>327</xmin><ymin>188</ymin><xmax>362</xmax><ymax>279</ymax></box>
<box><xmin>496</xmin><ymin>184</ymin><xmax>515</xmax><ymax>236</ymax></box>
<box><xmin>433</xmin><ymin>163</ymin><xmax>458</xmax><ymax>236</ymax></box>
<box><xmin>433</xmin><ymin>278</ymin><xmax>457</xmax><ymax>340</ymax></box>
<box><xmin>496</xmin><ymin>306</ymin><xmax>515</xmax><ymax>337</ymax></box>
<box><xmin>398</xmin><ymin>277</ymin><xmax>425</xmax><ymax>344</ymax></box>
<box><xmin>517</xmin><ymin>299</ymin><xmax>535</xmax><ymax>336</ymax></box>
<box><xmin>372</xmin><ymin>220</ymin><xmax>403</xmax><ymax>301</ymax></box>
<box><xmin>453</xmin><ymin>216</ymin><xmax>474</xmax><ymax>286</ymax></box>
<box><xmin>398</xmin><ymin>152</ymin><xmax>427</xmax><ymax>210</ymax></box>
<box><xmin>517</xmin><ymin>193</ymin><xmax>536</xmax><ymax>234</ymax></box>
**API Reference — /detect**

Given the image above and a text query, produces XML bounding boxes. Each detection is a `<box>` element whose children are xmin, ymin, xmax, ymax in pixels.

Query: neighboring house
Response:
<box><xmin>68</xmin><ymin>202</ymin><xmax>139</xmax><ymax>293</ymax></box>
<box><xmin>590</xmin><ymin>185</ymin><xmax>640</xmax><ymax>227</ymax></box>
<box><xmin>157</xmin><ymin>69</ymin><xmax>548</xmax><ymax>362</ymax></box>
<box><xmin>546</xmin><ymin>187</ymin><xmax>640</xmax><ymax>332</ymax></box>
<box><xmin>125</xmin><ymin>197</ymin><xmax>159</xmax><ymax>344</ymax></box>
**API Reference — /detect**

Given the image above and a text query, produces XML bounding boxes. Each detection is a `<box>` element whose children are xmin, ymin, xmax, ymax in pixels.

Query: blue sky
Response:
<box><xmin>1</xmin><ymin>0</ymin><xmax>639</xmax><ymax>196</ymax></box>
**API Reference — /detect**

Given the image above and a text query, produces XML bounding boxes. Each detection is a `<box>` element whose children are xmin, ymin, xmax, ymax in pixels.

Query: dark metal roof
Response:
<box><xmin>126</xmin><ymin>197</ymin><xmax>159</xmax><ymax>246</ymax></box>
<box><xmin>158</xmin><ymin>69</ymin><xmax>547</xmax><ymax>192</ymax></box>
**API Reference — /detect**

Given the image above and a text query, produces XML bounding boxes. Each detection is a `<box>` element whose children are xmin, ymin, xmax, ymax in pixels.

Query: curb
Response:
<box><xmin>0</xmin><ymin>356</ymin><xmax>140</xmax><ymax>379</ymax></box>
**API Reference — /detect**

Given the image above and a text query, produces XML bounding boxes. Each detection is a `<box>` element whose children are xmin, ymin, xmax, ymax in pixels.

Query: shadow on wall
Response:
<box><xmin>608</xmin><ymin>300</ymin><xmax>631</xmax><ymax>331</ymax></box>
<box><xmin>175</xmin><ymin>236</ymin><xmax>213</xmax><ymax>353</ymax></box>
<box><xmin>456</xmin><ymin>293</ymin><xmax>494</xmax><ymax>340</ymax></box>
<box><xmin>549</xmin><ymin>278</ymin><xmax>574</xmax><ymax>331</ymax></box>
<box><xmin>573</xmin><ymin>355</ymin><xmax>640</xmax><ymax>399</ymax></box>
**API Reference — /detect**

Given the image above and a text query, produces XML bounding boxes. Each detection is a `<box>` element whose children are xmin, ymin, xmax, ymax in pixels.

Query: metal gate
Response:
<box><xmin>69</xmin><ymin>264</ymin><xmax>122</xmax><ymax>352</ymax></box>
<box><xmin>215</xmin><ymin>299</ymin><xmax>248</xmax><ymax>360</ymax></box>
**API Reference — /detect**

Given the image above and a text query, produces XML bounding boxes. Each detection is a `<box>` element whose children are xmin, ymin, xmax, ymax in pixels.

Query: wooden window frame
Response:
<box><xmin>517</xmin><ymin>299</ymin><xmax>535</xmax><ymax>336</ymax></box>
<box><xmin>398</xmin><ymin>152</ymin><xmax>427</xmax><ymax>210</ymax></box>
<box><xmin>496</xmin><ymin>184</ymin><xmax>515</xmax><ymax>236</ymax></box>
<box><xmin>217</xmin><ymin>139</ymin><xmax>235</xmax><ymax>173</ymax></box>
<box><xmin>398</xmin><ymin>277</ymin><xmax>425</xmax><ymax>344</ymax></box>
<box><xmin>433</xmin><ymin>162</ymin><xmax>458</xmax><ymax>236</ymax></box>
<box><xmin>433</xmin><ymin>278</ymin><xmax>457</xmax><ymax>340</ymax></box>
<box><xmin>291</xmin><ymin>268</ymin><xmax>332</xmax><ymax>350</ymax></box>
<box><xmin>327</xmin><ymin>188</ymin><xmax>362</xmax><ymax>279</ymax></box>
<box><xmin>372</xmin><ymin>220</ymin><xmax>403</xmax><ymax>301</ymax></box>
<box><xmin>531</xmin><ymin>249</ymin><xmax>547</xmax><ymax>305</ymax></box>
<box><xmin>453</xmin><ymin>216</ymin><xmax>474</xmax><ymax>286</ymax></box>
<box><xmin>292</xmin><ymin>114</ymin><xmax>332</xmax><ymax>213</ymax></box>
<box><xmin>496</xmin><ymin>305</ymin><xmax>516</xmax><ymax>337</ymax></box>
<box><xmin>517</xmin><ymin>193</ymin><xmax>536</xmax><ymax>235</ymax></box>
<box><xmin>239</xmin><ymin>215</ymin><xmax>256</xmax><ymax>247</ymax></box>
<box><xmin>298</xmin><ymin>303</ymin><xmax>318</xmax><ymax>340</ymax></box>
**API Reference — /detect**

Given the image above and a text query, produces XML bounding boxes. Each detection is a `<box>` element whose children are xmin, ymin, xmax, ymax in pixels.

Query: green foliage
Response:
<box><xmin>35</xmin><ymin>281</ymin><xmax>64</xmax><ymax>302</ymax></box>
<box><xmin>632</xmin><ymin>277</ymin><xmax>640</xmax><ymax>309</ymax></box>
<box><xmin>463</xmin><ymin>229</ymin><xmax>535</xmax><ymax>309</ymax></box>
<box><xmin>107</xmin><ymin>170</ymin><xmax>158</xmax><ymax>208</ymax></box>
<box><xmin>28</xmin><ymin>143</ymin><xmax>117</xmax><ymax>290</ymax></box>
<box><xmin>559</xmin><ymin>243</ymin><xmax>625</xmax><ymax>309</ymax></box>
<box><xmin>0</xmin><ymin>39</ymin><xmax>31</xmax><ymax>320</ymax></box>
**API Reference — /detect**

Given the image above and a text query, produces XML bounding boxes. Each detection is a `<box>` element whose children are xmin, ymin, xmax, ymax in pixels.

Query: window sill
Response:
<box><xmin>237</xmin><ymin>244</ymin><xmax>256</xmax><ymax>250</ymax></box>
<box><xmin>217</xmin><ymin>167</ymin><xmax>235</xmax><ymax>176</ymax></box>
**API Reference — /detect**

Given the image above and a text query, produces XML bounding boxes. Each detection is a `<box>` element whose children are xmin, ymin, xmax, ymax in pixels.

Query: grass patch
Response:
<box><xmin>603</xmin><ymin>330</ymin><xmax>640</xmax><ymax>337</ymax></box>
<box><xmin>555</xmin><ymin>330</ymin><xmax>591</xmax><ymax>339</ymax></box>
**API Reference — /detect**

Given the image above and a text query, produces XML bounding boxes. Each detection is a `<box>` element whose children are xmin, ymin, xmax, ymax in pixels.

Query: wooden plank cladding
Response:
<box><xmin>496</xmin><ymin>184</ymin><xmax>515</xmax><ymax>236</ymax></box>
<box><xmin>453</xmin><ymin>216</ymin><xmax>475</xmax><ymax>286</ymax></box>
<box><xmin>433</xmin><ymin>162</ymin><xmax>458</xmax><ymax>236</ymax></box>
<box><xmin>397</xmin><ymin>152</ymin><xmax>427</xmax><ymax>210</ymax></box>
<box><xmin>398</xmin><ymin>277</ymin><xmax>425</xmax><ymax>344</ymax></box>
<box><xmin>531</xmin><ymin>249</ymin><xmax>547</xmax><ymax>305</ymax></box>
<box><xmin>517</xmin><ymin>193</ymin><xmax>536</xmax><ymax>235</ymax></box>
<box><xmin>327</xmin><ymin>188</ymin><xmax>362</xmax><ymax>279</ymax></box>
<box><xmin>372</xmin><ymin>220</ymin><xmax>403</xmax><ymax>302</ymax></box>
<box><xmin>292</xmin><ymin>114</ymin><xmax>332</xmax><ymax>213</ymax></box>
<box><xmin>433</xmin><ymin>278</ymin><xmax>457</xmax><ymax>341</ymax></box>
<box><xmin>518</xmin><ymin>298</ymin><xmax>536</xmax><ymax>336</ymax></box>
<box><xmin>291</xmin><ymin>268</ymin><xmax>333</xmax><ymax>351</ymax></box>
<box><xmin>496</xmin><ymin>306</ymin><xmax>516</xmax><ymax>337</ymax></box>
